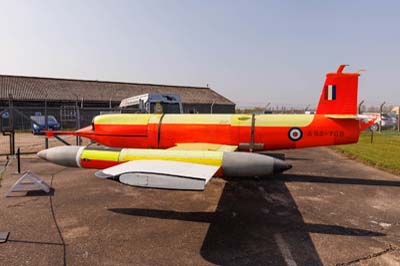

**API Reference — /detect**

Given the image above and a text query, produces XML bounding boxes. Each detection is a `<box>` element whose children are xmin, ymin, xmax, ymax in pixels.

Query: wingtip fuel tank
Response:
<box><xmin>37</xmin><ymin>146</ymin><xmax>292</xmax><ymax>179</ymax></box>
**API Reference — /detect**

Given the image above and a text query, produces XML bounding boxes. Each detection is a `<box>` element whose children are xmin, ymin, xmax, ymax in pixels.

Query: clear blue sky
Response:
<box><xmin>0</xmin><ymin>0</ymin><xmax>399</xmax><ymax>108</ymax></box>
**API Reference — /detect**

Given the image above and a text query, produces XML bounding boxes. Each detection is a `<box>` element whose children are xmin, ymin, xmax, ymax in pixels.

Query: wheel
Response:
<box><xmin>369</xmin><ymin>123</ymin><xmax>378</xmax><ymax>131</ymax></box>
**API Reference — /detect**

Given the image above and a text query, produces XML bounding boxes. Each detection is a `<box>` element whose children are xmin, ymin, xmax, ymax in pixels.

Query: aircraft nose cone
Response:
<box><xmin>37</xmin><ymin>150</ymin><xmax>47</xmax><ymax>160</ymax></box>
<box><xmin>37</xmin><ymin>146</ymin><xmax>82</xmax><ymax>168</ymax></box>
<box><xmin>273</xmin><ymin>159</ymin><xmax>292</xmax><ymax>174</ymax></box>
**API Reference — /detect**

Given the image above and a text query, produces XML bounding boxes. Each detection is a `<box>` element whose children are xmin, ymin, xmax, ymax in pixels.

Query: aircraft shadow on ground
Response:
<box><xmin>280</xmin><ymin>174</ymin><xmax>400</xmax><ymax>187</ymax></box>
<box><xmin>109</xmin><ymin>175</ymin><xmax>385</xmax><ymax>266</ymax></box>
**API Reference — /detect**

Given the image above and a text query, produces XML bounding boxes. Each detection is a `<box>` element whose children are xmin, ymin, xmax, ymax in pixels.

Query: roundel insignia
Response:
<box><xmin>288</xmin><ymin>127</ymin><xmax>303</xmax><ymax>141</ymax></box>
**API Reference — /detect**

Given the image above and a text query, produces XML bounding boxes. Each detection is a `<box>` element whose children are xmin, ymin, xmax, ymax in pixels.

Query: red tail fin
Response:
<box><xmin>316</xmin><ymin>65</ymin><xmax>359</xmax><ymax>115</ymax></box>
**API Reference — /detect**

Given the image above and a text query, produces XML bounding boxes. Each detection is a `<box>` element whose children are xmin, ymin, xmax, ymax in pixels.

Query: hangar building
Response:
<box><xmin>0</xmin><ymin>75</ymin><xmax>235</xmax><ymax>130</ymax></box>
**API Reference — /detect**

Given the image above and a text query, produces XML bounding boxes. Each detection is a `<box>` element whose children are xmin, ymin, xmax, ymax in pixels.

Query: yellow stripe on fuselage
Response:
<box><xmin>161</xmin><ymin>114</ymin><xmax>232</xmax><ymax>125</ymax></box>
<box><xmin>234</xmin><ymin>114</ymin><xmax>314</xmax><ymax>127</ymax></box>
<box><xmin>93</xmin><ymin>113</ymin><xmax>315</xmax><ymax>127</ymax></box>
<box><xmin>94</xmin><ymin>114</ymin><xmax>153</xmax><ymax>125</ymax></box>
<box><xmin>169</xmin><ymin>143</ymin><xmax>237</xmax><ymax>152</ymax></box>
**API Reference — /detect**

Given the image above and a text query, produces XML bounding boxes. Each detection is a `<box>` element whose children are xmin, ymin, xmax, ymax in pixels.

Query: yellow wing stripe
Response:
<box><xmin>81</xmin><ymin>148</ymin><xmax>224</xmax><ymax>166</ymax></box>
<box><xmin>120</xmin><ymin>149</ymin><xmax>223</xmax><ymax>166</ymax></box>
<box><xmin>81</xmin><ymin>149</ymin><xmax>120</xmax><ymax>162</ymax></box>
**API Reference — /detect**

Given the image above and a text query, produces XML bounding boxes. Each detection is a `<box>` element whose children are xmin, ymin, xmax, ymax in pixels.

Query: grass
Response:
<box><xmin>335</xmin><ymin>131</ymin><xmax>400</xmax><ymax>175</ymax></box>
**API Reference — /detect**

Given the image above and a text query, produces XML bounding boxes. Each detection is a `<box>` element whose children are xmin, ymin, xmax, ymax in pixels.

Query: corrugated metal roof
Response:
<box><xmin>0</xmin><ymin>75</ymin><xmax>234</xmax><ymax>105</ymax></box>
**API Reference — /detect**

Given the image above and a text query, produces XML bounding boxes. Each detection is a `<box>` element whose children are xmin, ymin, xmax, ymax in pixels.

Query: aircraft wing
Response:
<box><xmin>95</xmin><ymin>160</ymin><xmax>220</xmax><ymax>190</ymax></box>
<box><xmin>168</xmin><ymin>143</ymin><xmax>238</xmax><ymax>152</ymax></box>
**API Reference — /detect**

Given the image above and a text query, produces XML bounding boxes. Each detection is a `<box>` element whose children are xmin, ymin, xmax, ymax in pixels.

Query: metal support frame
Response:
<box><xmin>0</xmin><ymin>232</ymin><xmax>9</xmax><ymax>243</ymax></box>
<box><xmin>237</xmin><ymin>114</ymin><xmax>264</xmax><ymax>151</ymax></box>
<box><xmin>17</xmin><ymin>147</ymin><xmax>21</xmax><ymax>174</ymax></box>
<box><xmin>2</xmin><ymin>131</ymin><xmax>15</xmax><ymax>155</ymax></box>
<box><xmin>0</xmin><ymin>153</ymin><xmax>14</xmax><ymax>184</ymax></box>
<box><xmin>358</xmin><ymin>100</ymin><xmax>364</xmax><ymax>114</ymax></box>
<box><xmin>157</xmin><ymin>113</ymin><xmax>166</xmax><ymax>148</ymax></box>
<box><xmin>5</xmin><ymin>171</ymin><xmax>51</xmax><ymax>197</ymax></box>
<box><xmin>54</xmin><ymin>135</ymin><xmax>71</xmax><ymax>146</ymax></box>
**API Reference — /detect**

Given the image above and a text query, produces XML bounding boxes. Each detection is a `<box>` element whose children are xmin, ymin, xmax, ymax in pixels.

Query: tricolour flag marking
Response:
<box><xmin>327</xmin><ymin>85</ymin><xmax>336</xmax><ymax>100</ymax></box>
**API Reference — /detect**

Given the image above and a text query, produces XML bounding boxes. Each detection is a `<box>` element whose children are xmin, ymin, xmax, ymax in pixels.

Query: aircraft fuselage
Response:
<box><xmin>73</xmin><ymin>113</ymin><xmax>369</xmax><ymax>151</ymax></box>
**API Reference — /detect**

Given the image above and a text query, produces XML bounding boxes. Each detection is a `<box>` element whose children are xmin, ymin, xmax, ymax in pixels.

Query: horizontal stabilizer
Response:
<box><xmin>325</xmin><ymin>114</ymin><xmax>379</xmax><ymax>131</ymax></box>
<box><xmin>44</xmin><ymin>125</ymin><xmax>93</xmax><ymax>138</ymax></box>
<box><xmin>44</xmin><ymin>130</ymin><xmax>76</xmax><ymax>138</ymax></box>
<box><xmin>95</xmin><ymin>160</ymin><xmax>219</xmax><ymax>190</ymax></box>
<box><xmin>324</xmin><ymin>115</ymin><xmax>358</xmax><ymax>119</ymax></box>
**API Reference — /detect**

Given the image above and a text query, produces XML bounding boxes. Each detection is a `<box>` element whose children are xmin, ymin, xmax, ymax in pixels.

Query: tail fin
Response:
<box><xmin>44</xmin><ymin>130</ymin><xmax>77</xmax><ymax>138</ymax></box>
<box><xmin>316</xmin><ymin>65</ymin><xmax>359</xmax><ymax>115</ymax></box>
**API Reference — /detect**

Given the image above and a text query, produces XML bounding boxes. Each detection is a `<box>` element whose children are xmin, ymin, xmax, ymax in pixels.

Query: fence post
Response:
<box><xmin>358</xmin><ymin>100</ymin><xmax>364</xmax><ymax>114</ymax></box>
<box><xmin>379</xmin><ymin>101</ymin><xmax>385</xmax><ymax>133</ymax></box>
<box><xmin>8</xmin><ymin>94</ymin><xmax>15</xmax><ymax>155</ymax></box>
<box><xmin>8</xmin><ymin>94</ymin><xmax>13</xmax><ymax>132</ymax></box>
<box><xmin>398</xmin><ymin>106</ymin><xmax>400</xmax><ymax>133</ymax></box>
<box><xmin>44</xmin><ymin>99</ymin><xmax>48</xmax><ymax>149</ymax></box>
<box><xmin>75</xmin><ymin>100</ymin><xmax>81</xmax><ymax>145</ymax></box>
<box><xmin>17</xmin><ymin>147</ymin><xmax>21</xmax><ymax>174</ymax></box>
<box><xmin>10</xmin><ymin>132</ymin><xmax>15</xmax><ymax>155</ymax></box>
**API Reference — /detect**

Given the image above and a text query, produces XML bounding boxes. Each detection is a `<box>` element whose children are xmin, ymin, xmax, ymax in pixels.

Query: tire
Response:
<box><xmin>369</xmin><ymin>124</ymin><xmax>378</xmax><ymax>131</ymax></box>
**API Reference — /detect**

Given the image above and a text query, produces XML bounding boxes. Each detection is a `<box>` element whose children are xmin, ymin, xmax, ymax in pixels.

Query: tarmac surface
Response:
<box><xmin>1</xmin><ymin>147</ymin><xmax>400</xmax><ymax>266</ymax></box>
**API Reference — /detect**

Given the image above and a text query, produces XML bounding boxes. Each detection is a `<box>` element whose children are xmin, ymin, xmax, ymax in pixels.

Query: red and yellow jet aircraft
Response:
<box><xmin>39</xmin><ymin>65</ymin><xmax>377</xmax><ymax>190</ymax></box>
<box><xmin>47</xmin><ymin>64</ymin><xmax>375</xmax><ymax>150</ymax></box>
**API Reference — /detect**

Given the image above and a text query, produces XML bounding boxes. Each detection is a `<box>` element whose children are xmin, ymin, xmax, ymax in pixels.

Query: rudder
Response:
<box><xmin>316</xmin><ymin>65</ymin><xmax>359</xmax><ymax>115</ymax></box>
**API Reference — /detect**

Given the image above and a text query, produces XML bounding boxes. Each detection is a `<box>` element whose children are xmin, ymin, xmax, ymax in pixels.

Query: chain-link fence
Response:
<box><xmin>0</xmin><ymin>105</ymin><xmax>124</xmax><ymax>155</ymax></box>
<box><xmin>3</xmin><ymin>106</ymin><xmax>123</xmax><ymax>131</ymax></box>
